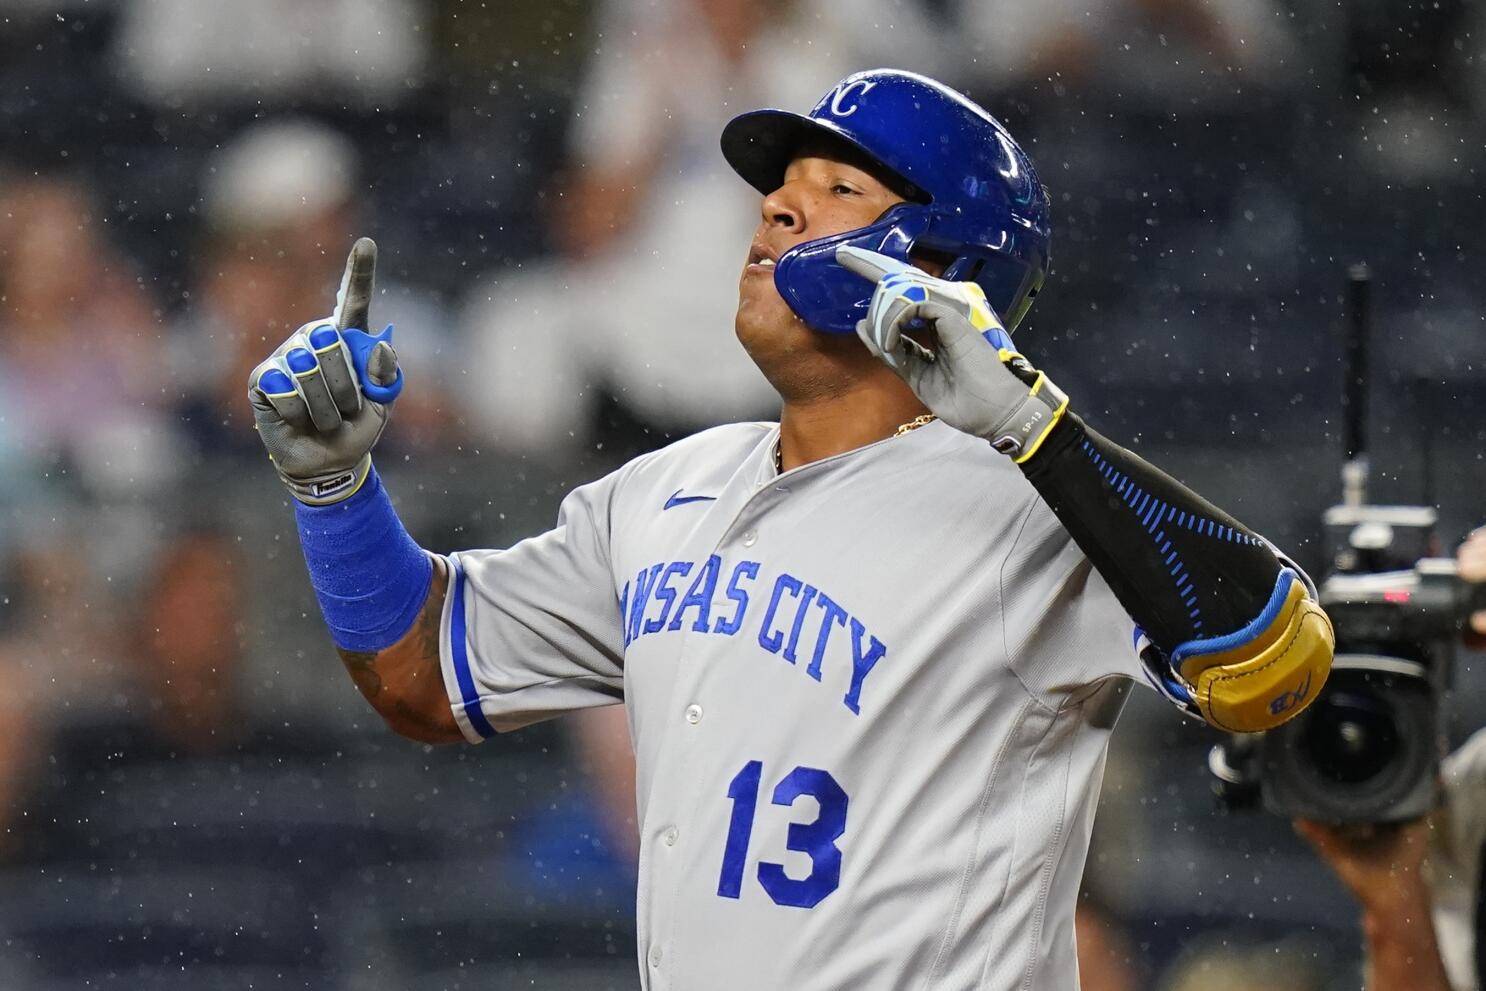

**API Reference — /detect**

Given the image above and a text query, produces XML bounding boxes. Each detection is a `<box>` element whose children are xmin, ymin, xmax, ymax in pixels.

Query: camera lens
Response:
<box><xmin>1261</xmin><ymin>660</ymin><xmax>1438</xmax><ymax>823</ymax></box>
<box><xmin>1300</xmin><ymin>689</ymin><xmax>1400</xmax><ymax>785</ymax></box>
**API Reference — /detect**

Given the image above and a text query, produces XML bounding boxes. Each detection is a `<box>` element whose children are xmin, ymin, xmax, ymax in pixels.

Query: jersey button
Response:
<box><xmin>663</xmin><ymin>826</ymin><xmax>679</xmax><ymax>846</ymax></box>
<box><xmin>684</xmin><ymin>704</ymin><xmax>703</xmax><ymax>724</ymax></box>
<box><xmin>648</xmin><ymin>945</ymin><xmax>663</xmax><ymax>968</ymax></box>
<box><xmin>741</xmin><ymin>528</ymin><xmax>758</xmax><ymax>547</ymax></box>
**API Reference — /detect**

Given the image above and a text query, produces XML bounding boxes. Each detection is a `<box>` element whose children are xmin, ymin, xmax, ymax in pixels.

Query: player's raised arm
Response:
<box><xmin>842</xmin><ymin>246</ymin><xmax>1335</xmax><ymax>733</ymax></box>
<box><xmin>247</xmin><ymin>238</ymin><xmax>461</xmax><ymax>743</ymax></box>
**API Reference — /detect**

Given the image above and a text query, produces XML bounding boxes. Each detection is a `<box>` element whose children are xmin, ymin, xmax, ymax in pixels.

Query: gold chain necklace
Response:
<box><xmin>775</xmin><ymin>414</ymin><xmax>937</xmax><ymax>473</ymax></box>
<box><xmin>893</xmin><ymin>413</ymin><xmax>938</xmax><ymax>436</ymax></box>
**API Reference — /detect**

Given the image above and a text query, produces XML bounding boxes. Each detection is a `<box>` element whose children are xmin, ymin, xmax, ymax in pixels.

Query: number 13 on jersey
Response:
<box><xmin>716</xmin><ymin>760</ymin><xmax>849</xmax><ymax>909</ymax></box>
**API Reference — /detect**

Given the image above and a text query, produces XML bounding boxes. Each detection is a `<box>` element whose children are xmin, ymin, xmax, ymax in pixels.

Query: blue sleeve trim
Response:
<box><xmin>449</xmin><ymin>563</ymin><xmax>497</xmax><ymax>739</ymax></box>
<box><xmin>1169</xmin><ymin>568</ymin><xmax>1297</xmax><ymax>667</ymax></box>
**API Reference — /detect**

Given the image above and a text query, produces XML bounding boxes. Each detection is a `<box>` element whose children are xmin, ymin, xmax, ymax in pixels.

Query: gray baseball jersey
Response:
<box><xmin>438</xmin><ymin>419</ymin><xmax>1148</xmax><ymax>990</ymax></box>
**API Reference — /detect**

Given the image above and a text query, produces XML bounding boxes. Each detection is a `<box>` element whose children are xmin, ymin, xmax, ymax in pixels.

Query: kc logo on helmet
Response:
<box><xmin>829</xmin><ymin>79</ymin><xmax>879</xmax><ymax>118</ymax></box>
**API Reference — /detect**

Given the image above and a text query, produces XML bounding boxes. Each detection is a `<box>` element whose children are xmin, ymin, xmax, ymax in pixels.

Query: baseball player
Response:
<box><xmin>248</xmin><ymin>70</ymin><xmax>1334</xmax><ymax>989</ymax></box>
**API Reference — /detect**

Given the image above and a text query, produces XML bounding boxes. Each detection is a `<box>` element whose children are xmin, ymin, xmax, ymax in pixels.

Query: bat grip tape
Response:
<box><xmin>294</xmin><ymin>467</ymin><xmax>433</xmax><ymax>652</ymax></box>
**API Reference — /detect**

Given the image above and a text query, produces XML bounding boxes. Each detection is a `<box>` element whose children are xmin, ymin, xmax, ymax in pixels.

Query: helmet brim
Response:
<box><xmin>721</xmin><ymin>109</ymin><xmax>925</xmax><ymax>202</ymax></box>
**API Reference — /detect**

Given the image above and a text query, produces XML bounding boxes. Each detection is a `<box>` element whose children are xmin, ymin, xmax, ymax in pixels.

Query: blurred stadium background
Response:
<box><xmin>0</xmin><ymin>0</ymin><xmax>1483</xmax><ymax>988</ymax></box>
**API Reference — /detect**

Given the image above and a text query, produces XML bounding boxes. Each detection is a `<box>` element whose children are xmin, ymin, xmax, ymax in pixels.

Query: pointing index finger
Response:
<box><xmin>333</xmin><ymin>237</ymin><xmax>378</xmax><ymax>332</ymax></box>
<box><xmin>836</xmin><ymin>245</ymin><xmax>910</xmax><ymax>284</ymax></box>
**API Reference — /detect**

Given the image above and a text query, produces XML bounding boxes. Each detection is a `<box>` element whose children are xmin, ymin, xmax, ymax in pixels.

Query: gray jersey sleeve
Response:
<box><xmin>998</xmin><ymin>500</ymin><xmax>1146</xmax><ymax>704</ymax></box>
<box><xmin>438</xmin><ymin>469</ymin><xmax>627</xmax><ymax>741</ymax></box>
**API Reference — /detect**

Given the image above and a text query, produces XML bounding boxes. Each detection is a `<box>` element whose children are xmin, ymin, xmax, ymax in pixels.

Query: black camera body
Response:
<box><xmin>1212</xmin><ymin>505</ymin><xmax>1481</xmax><ymax>824</ymax></box>
<box><xmin>1208</xmin><ymin>267</ymin><xmax>1485</xmax><ymax>824</ymax></box>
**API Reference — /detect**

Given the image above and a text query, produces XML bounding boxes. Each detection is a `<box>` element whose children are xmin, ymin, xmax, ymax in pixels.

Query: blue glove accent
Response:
<box><xmin>309</xmin><ymin>324</ymin><xmax>340</xmax><ymax>349</ymax></box>
<box><xmin>259</xmin><ymin>368</ymin><xmax>295</xmax><ymax>395</ymax></box>
<box><xmin>981</xmin><ymin>325</ymin><xmax>1015</xmax><ymax>350</ymax></box>
<box><xmin>286</xmin><ymin>347</ymin><xmax>317</xmax><ymax>373</ymax></box>
<box><xmin>343</xmin><ymin>323</ymin><xmax>404</xmax><ymax>404</ymax></box>
<box><xmin>295</xmin><ymin>468</ymin><xmax>432</xmax><ymax>652</ymax></box>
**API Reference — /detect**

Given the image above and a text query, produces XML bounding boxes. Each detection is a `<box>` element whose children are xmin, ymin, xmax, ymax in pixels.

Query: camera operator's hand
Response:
<box><xmin>1294</xmin><ymin>818</ymin><xmax>1431</xmax><ymax>911</ymax></box>
<box><xmin>1294</xmin><ymin>818</ymin><xmax>1452</xmax><ymax>991</ymax></box>
<box><xmin>1457</xmin><ymin>527</ymin><xmax>1486</xmax><ymax>638</ymax></box>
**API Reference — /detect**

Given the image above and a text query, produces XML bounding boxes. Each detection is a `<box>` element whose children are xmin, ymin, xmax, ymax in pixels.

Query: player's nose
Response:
<box><xmin>760</xmin><ymin>182</ymin><xmax>806</xmax><ymax>235</ymax></box>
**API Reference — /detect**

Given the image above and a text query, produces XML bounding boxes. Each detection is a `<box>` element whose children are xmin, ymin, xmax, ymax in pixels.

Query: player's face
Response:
<box><xmin>735</xmin><ymin>151</ymin><xmax>906</xmax><ymax>375</ymax></box>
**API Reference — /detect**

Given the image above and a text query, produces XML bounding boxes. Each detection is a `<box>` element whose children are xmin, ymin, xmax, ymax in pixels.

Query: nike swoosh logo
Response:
<box><xmin>663</xmin><ymin>489</ymin><xmax>718</xmax><ymax>511</ymax></box>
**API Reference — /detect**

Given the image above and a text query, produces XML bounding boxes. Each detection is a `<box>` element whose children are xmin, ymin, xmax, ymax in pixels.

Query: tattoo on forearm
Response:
<box><xmin>335</xmin><ymin>556</ymin><xmax>449</xmax><ymax>729</ymax></box>
<box><xmin>340</xmin><ymin>649</ymin><xmax>384</xmax><ymax>700</ymax></box>
<box><xmin>407</xmin><ymin>587</ymin><xmax>443</xmax><ymax>663</ymax></box>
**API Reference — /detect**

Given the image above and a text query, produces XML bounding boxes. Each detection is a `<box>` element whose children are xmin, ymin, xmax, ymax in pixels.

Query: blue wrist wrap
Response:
<box><xmin>294</xmin><ymin>468</ymin><xmax>434</xmax><ymax>652</ymax></box>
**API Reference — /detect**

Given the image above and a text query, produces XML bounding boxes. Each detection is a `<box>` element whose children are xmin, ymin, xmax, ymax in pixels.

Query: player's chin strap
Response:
<box><xmin>1141</xmin><ymin>568</ymin><xmax>1335</xmax><ymax>732</ymax></box>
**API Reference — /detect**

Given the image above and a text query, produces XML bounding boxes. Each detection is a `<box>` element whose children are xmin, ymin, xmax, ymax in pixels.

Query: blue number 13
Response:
<box><xmin>716</xmin><ymin>760</ymin><xmax>849</xmax><ymax>909</ymax></box>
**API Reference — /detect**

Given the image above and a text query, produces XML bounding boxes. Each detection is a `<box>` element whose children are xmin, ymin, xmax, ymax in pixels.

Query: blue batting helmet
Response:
<box><xmin>721</xmin><ymin>69</ymin><xmax>1051</xmax><ymax>335</ymax></box>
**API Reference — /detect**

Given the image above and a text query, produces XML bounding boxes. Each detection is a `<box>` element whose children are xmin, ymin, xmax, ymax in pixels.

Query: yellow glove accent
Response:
<box><xmin>962</xmin><ymin>283</ymin><xmax>999</xmax><ymax>332</ymax></box>
<box><xmin>991</xmin><ymin>352</ymin><xmax>1069</xmax><ymax>464</ymax></box>
<box><xmin>1179</xmin><ymin>577</ymin><xmax>1335</xmax><ymax>732</ymax></box>
<box><xmin>1010</xmin><ymin>381</ymin><xmax>1069</xmax><ymax>464</ymax></box>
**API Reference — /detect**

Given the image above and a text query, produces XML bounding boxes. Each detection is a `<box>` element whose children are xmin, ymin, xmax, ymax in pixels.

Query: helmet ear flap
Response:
<box><xmin>940</xmin><ymin>248</ymin><xmax>1047</xmax><ymax>332</ymax></box>
<box><xmin>772</xmin><ymin>205</ymin><xmax>933</xmax><ymax>335</ymax></box>
<box><xmin>771</xmin><ymin>202</ymin><xmax>1049</xmax><ymax>335</ymax></box>
<box><xmin>1000</xmin><ymin>263</ymin><xmax>1045</xmax><ymax>332</ymax></box>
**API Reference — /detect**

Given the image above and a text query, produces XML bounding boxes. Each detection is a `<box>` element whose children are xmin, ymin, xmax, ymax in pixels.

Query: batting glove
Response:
<box><xmin>839</xmin><ymin>246</ymin><xmax>1068</xmax><ymax>463</ymax></box>
<box><xmin>247</xmin><ymin>238</ymin><xmax>405</xmax><ymax>505</ymax></box>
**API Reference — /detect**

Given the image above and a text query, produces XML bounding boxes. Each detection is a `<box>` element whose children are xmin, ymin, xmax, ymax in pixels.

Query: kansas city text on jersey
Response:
<box><xmin>619</xmin><ymin>555</ymin><xmax>887</xmax><ymax>715</ymax></box>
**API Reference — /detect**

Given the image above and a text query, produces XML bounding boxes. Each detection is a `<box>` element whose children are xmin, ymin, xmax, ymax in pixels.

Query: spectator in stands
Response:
<box><xmin>23</xmin><ymin>531</ymin><xmax>252</xmax><ymax>836</ymax></box>
<box><xmin>5</xmin><ymin>530</ymin><xmax>378</xmax><ymax>984</ymax></box>
<box><xmin>130</xmin><ymin>532</ymin><xmax>249</xmax><ymax>752</ymax></box>
<box><xmin>952</xmin><ymin>0</ymin><xmax>1300</xmax><ymax>105</ymax></box>
<box><xmin>110</xmin><ymin>0</ymin><xmax>431</xmax><ymax>110</ymax></box>
<box><xmin>0</xmin><ymin>168</ymin><xmax>178</xmax><ymax>719</ymax></box>
<box><xmin>1</xmin><ymin>530</ymin><xmax>252</xmax><ymax>866</ymax></box>
<box><xmin>172</xmin><ymin>119</ymin><xmax>361</xmax><ymax>451</ymax></box>
<box><xmin>151</xmin><ymin>122</ymin><xmax>455</xmax><ymax>735</ymax></box>
<box><xmin>456</xmin><ymin>0</ymin><xmax>948</xmax><ymax>459</ymax></box>
<box><xmin>172</xmin><ymin>118</ymin><xmax>450</xmax><ymax>457</ymax></box>
<box><xmin>0</xmin><ymin>169</ymin><xmax>169</xmax><ymax>488</ymax></box>
<box><xmin>0</xmin><ymin>640</ymin><xmax>43</xmax><ymax>866</ymax></box>
<box><xmin>1157</xmin><ymin>937</ymin><xmax>1328</xmax><ymax>991</ymax></box>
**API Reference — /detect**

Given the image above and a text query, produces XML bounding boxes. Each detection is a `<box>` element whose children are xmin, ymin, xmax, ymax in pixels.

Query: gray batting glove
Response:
<box><xmin>838</xmin><ymin>246</ymin><xmax>1069</xmax><ymax>463</ymax></box>
<box><xmin>248</xmin><ymin>238</ymin><xmax>405</xmax><ymax>505</ymax></box>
